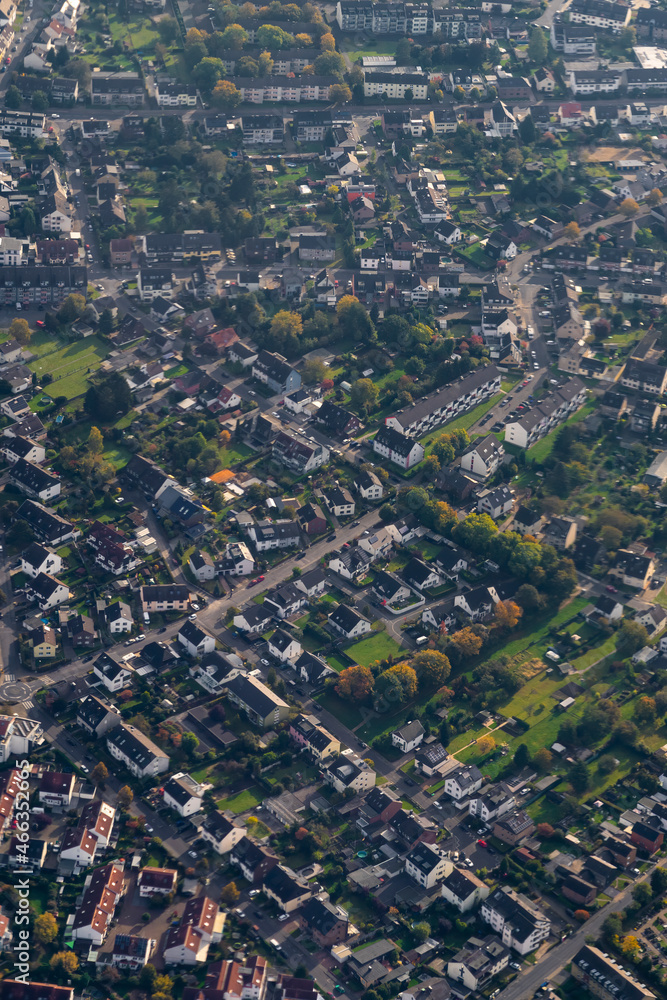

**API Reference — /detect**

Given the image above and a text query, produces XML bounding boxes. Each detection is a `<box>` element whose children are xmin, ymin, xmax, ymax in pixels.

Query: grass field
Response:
<box><xmin>327</xmin><ymin>654</ymin><xmax>350</xmax><ymax>672</ymax></box>
<box><xmin>347</xmin><ymin>632</ymin><xmax>404</xmax><ymax>666</ymax></box>
<box><xmin>421</xmin><ymin>393</ymin><xmax>505</xmax><ymax>448</ymax></box>
<box><xmin>217</xmin><ymin>786</ymin><xmax>264</xmax><ymax>814</ymax></box>
<box><xmin>527</xmin><ymin>401</ymin><xmax>596</xmax><ymax>463</ymax></box>
<box><xmin>28</xmin><ymin>336</ymin><xmax>108</xmax><ymax>401</ymax></box>
<box><xmin>219</xmin><ymin>442</ymin><xmax>254</xmax><ymax>467</ymax></box>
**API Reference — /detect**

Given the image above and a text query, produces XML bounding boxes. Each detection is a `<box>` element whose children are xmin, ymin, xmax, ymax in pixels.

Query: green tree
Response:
<box><xmin>301</xmin><ymin>358</ymin><xmax>328</xmax><ymax>384</ymax></box>
<box><xmin>616</xmin><ymin>620</ymin><xmax>649</xmax><ymax>656</ymax></box>
<box><xmin>413</xmin><ymin>649</ymin><xmax>451</xmax><ymax>689</ymax></box>
<box><xmin>533</xmin><ymin>747</ymin><xmax>552</xmax><ymax>772</ymax></box>
<box><xmin>570</xmin><ymin>760</ymin><xmax>589</xmax><ymax>794</ymax></box>
<box><xmin>337</xmin><ymin>294</ymin><xmax>375</xmax><ymax>342</ymax></box>
<box><xmin>157</xmin><ymin>16</ymin><xmax>179</xmax><ymax>43</ymax></box>
<box><xmin>4</xmin><ymin>86</ymin><xmax>21</xmax><ymax>109</ymax></box>
<box><xmin>84</xmin><ymin>372</ymin><xmax>132</xmax><ymax>423</ymax></box>
<box><xmin>98</xmin><ymin>308</ymin><xmax>114</xmax><ymax>336</ymax></box>
<box><xmin>350</xmin><ymin>378</ymin><xmax>379</xmax><ymax>415</ymax></box>
<box><xmin>8</xmin><ymin>318</ymin><xmax>31</xmax><ymax>346</ymax></box>
<box><xmin>182</xmin><ymin>731</ymin><xmax>200</xmax><ymax>756</ymax></box>
<box><xmin>18</xmin><ymin>206</ymin><xmax>35</xmax><ymax>237</ymax></box>
<box><xmin>256</xmin><ymin>24</ymin><xmax>295</xmax><ymax>48</ymax></box>
<box><xmin>633</xmin><ymin>882</ymin><xmax>652</xmax><ymax>907</ymax></box>
<box><xmin>651</xmin><ymin>866</ymin><xmax>667</xmax><ymax>896</ymax></box>
<box><xmin>220</xmin><ymin>24</ymin><xmax>248</xmax><ymax>49</ymax></box>
<box><xmin>518</xmin><ymin>114</ymin><xmax>537</xmax><ymax>144</ymax></box>
<box><xmin>528</xmin><ymin>26</ymin><xmax>548</xmax><ymax>62</ymax></box>
<box><xmin>57</xmin><ymin>292</ymin><xmax>86</xmax><ymax>323</ymax></box>
<box><xmin>192</xmin><ymin>57</ymin><xmax>225</xmax><ymax>93</ymax></box>
<box><xmin>31</xmin><ymin>91</ymin><xmax>49</xmax><ymax>112</ymax></box>
<box><xmin>514</xmin><ymin>743</ymin><xmax>531</xmax><ymax>768</ymax></box>
<box><xmin>211</xmin><ymin>79</ymin><xmax>242</xmax><ymax>110</ymax></box>
<box><xmin>413</xmin><ymin>921</ymin><xmax>431</xmax><ymax>944</ymax></box>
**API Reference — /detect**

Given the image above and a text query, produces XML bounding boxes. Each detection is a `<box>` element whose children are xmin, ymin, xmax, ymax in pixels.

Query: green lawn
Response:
<box><xmin>327</xmin><ymin>654</ymin><xmax>350</xmax><ymax>673</ymax></box>
<box><xmin>218</xmin><ymin>443</ymin><xmax>254</xmax><ymax>467</ymax></box>
<box><xmin>527</xmin><ymin>401</ymin><xmax>596</xmax><ymax>463</ymax></box>
<box><xmin>347</xmin><ymin>632</ymin><xmax>404</xmax><ymax>666</ymax></box>
<box><xmin>571</xmin><ymin>634</ymin><xmax>617</xmax><ymax>670</ymax></box>
<box><xmin>216</xmin><ymin>786</ymin><xmax>265</xmax><ymax>814</ymax></box>
<box><xmin>28</xmin><ymin>336</ymin><xmax>109</xmax><ymax>401</ymax></box>
<box><xmin>421</xmin><ymin>392</ymin><xmax>505</xmax><ymax>447</ymax></box>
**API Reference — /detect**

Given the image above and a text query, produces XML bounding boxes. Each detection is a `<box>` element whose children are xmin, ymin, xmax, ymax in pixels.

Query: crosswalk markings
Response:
<box><xmin>22</xmin><ymin>700</ymin><xmax>34</xmax><ymax>710</ymax></box>
<box><xmin>4</xmin><ymin>674</ymin><xmax>14</xmax><ymax>682</ymax></box>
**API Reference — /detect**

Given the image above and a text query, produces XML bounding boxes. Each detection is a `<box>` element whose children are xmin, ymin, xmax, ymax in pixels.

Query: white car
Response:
<box><xmin>433</xmin><ymin>801</ymin><xmax>442</xmax><ymax>810</ymax></box>
<box><xmin>137</xmin><ymin>633</ymin><xmax>146</xmax><ymax>641</ymax></box>
<box><xmin>278</xmin><ymin>914</ymin><xmax>289</xmax><ymax>922</ymax></box>
<box><xmin>189</xmin><ymin>613</ymin><xmax>198</xmax><ymax>621</ymax></box>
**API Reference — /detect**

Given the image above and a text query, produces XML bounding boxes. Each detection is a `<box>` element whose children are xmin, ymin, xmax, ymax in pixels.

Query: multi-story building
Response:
<box><xmin>363</xmin><ymin>71</ymin><xmax>429</xmax><ymax>100</ymax></box>
<box><xmin>504</xmin><ymin>378</ymin><xmax>587</xmax><ymax>449</ymax></box>
<box><xmin>336</xmin><ymin>1</ymin><xmax>431</xmax><ymax>34</ymax></box>
<box><xmin>373</xmin><ymin>425</ymin><xmax>425</xmax><ymax>469</ymax></box>
<box><xmin>0</xmin><ymin>110</ymin><xmax>45</xmax><ymax>136</ymax></box>
<box><xmin>91</xmin><ymin>71</ymin><xmax>145</xmax><ymax>106</ymax></box>
<box><xmin>155</xmin><ymin>81</ymin><xmax>198</xmax><ymax>106</ymax></box>
<box><xmin>230</xmin><ymin>76</ymin><xmax>334</xmax><ymax>103</ymax></box>
<box><xmin>106</xmin><ymin>724</ymin><xmax>170</xmax><ymax>778</ymax></box>
<box><xmin>481</xmin><ymin>888</ymin><xmax>551</xmax><ymax>955</ymax></box>
<box><xmin>572</xmin><ymin>945</ymin><xmax>655</xmax><ymax>1000</ymax></box>
<box><xmin>569</xmin><ymin>69</ymin><xmax>622</xmax><ymax>94</ymax></box>
<box><xmin>0</xmin><ymin>264</ymin><xmax>87</xmax><ymax>308</ymax></box>
<box><xmin>620</xmin><ymin>358</ymin><xmax>667</xmax><ymax>395</ymax></box>
<box><xmin>141</xmin><ymin>232</ymin><xmax>222</xmax><ymax>263</ymax></box>
<box><xmin>272</xmin><ymin>430</ymin><xmax>329</xmax><ymax>474</ymax></box>
<box><xmin>242</xmin><ymin>114</ymin><xmax>284</xmax><ymax>144</ymax></box>
<box><xmin>567</xmin><ymin>0</ymin><xmax>630</xmax><ymax>31</ymax></box>
<box><xmin>385</xmin><ymin>365</ymin><xmax>501</xmax><ymax>437</ymax></box>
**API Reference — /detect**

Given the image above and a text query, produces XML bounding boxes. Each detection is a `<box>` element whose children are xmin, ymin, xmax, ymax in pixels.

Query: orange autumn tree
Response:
<box><xmin>335</xmin><ymin>665</ymin><xmax>374</xmax><ymax>701</ymax></box>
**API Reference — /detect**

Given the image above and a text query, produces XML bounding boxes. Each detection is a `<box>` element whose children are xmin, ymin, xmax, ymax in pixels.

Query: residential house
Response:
<box><xmin>199</xmin><ymin>812</ymin><xmax>245</xmax><ymax>855</ymax></box>
<box><xmin>230</xmin><ymin>837</ymin><xmax>279</xmax><ymax>885</ymax></box>
<box><xmin>443</xmin><ymin>765</ymin><xmax>484</xmax><ymax>805</ymax></box>
<box><xmin>323</xmin><ymin>753</ymin><xmax>376</xmax><ymax>795</ymax></box>
<box><xmin>328</xmin><ymin>605</ymin><xmax>371</xmax><ymax>640</ymax></box>
<box><xmin>93</xmin><ymin>652</ymin><xmax>132</xmax><ymax>693</ymax></box>
<box><xmin>76</xmin><ymin>695</ymin><xmax>121</xmax><ymax>737</ymax></box>
<box><xmin>298</xmin><ymin>897</ymin><xmax>349</xmax><ymax>948</ymax></box>
<box><xmin>492</xmin><ymin>810</ymin><xmax>536</xmax><ymax>846</ymax></box>
<box><xmin>178</xmin><ymin>620</ymin><xmax>215</xmax><ymax>658</ymax></box>
<box><xmin>10</xmin><ymin>459</ymin><xmax>60</xmax><ymax>502</ymax></box>
<box><xmin>138</xmin><ymin>868</ymin><xmax>178</xmax><ymax>898</ymax></box>
<box><xmin>225</xmin><ymin>674</ymin><xmax>290</xmax><ymax>728</ymax></box>
<box><xmin>106</xmin><ymin>724</ymin><xmax>169</xmax><ymax>778</ymax></box>
<box><xmin>392</xmin><ymin>720</ymin><xmax>425</xmax><ymax>754</ymax></box>
<box><xmin>480</xmin><ymin>888</ymin><xmax>550</xmax><ymax>955</ymax></box>
<box><xmin>263</xmin><ymin>864</ymin><xmax>313</xmax><ymax>913</ymax></box>
<box><xmin>447</xmin><ymin>935</ymin><xmax>509</xmax><ymax>991</ymax></box>
<box><xmin>441</xmin><ymin>869</ymin><xmax>490</xmax><ymax>913</ymax></box>
<box><xmin>415</xmin><ymin>743</ymin><xmax>451</xmax><ymax>777</ymax></box>
<box><xmin>373</xmin><ymin>425</ymin><xmax>425</xmax><ymax>469</ymax></box>
<box><xmin>290</xmin><ymin>714</ymin><xmax>340</xmax><ymax>760</ymax></box>
<box><xmin>20</xmin><ymin>541</ymin><xmax>62</xmax><ymax>579</ymax></box>
<box><xmin>267</xmin><ymin>628</ymin><xmax>302</xmax><ymax>664</ymax></box>
<box><xmin>156</xmin><ymin>773</ymin><xmax>202</xmax><ymax>820</ymax></box>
